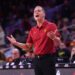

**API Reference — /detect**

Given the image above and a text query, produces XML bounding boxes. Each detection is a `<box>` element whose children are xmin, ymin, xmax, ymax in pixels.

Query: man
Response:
<box><xmin>7</xmin><ymin>6</ymin><xmax>62</xmax><ymax>75</ymax></box>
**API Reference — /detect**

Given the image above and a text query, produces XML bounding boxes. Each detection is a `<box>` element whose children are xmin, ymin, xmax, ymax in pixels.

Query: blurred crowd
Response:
<box><xmin>0</xmin><ymin>0</ymin><xmax>75</xmax><ymax>65</ymax></box>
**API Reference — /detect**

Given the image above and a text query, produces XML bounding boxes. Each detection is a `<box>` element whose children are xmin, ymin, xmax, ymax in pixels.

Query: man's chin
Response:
<box><xmin>35</xmin><ymin>18</ymin><xmax>41</xmax><ymax>21</ymax></box>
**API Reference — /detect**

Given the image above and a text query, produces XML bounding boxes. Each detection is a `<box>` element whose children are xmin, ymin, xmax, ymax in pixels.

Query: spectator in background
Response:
<box><xmin>70</xmin><ymin>31</ymin><xmax>75</xmax><ymax>41</ymax></box>
<box><xmin>0</xmin><ymin>44</ymin><xmax>25</xmax><ymax>65</ymax></box>
<box><xmin>21</xmin><ymin>15</ymin><xmax>32</xmax><ymax>41</ymax></box>
<box><xmin>61</xmin><ymin>18</ymin><xmax>71</xmax><ymax>44</ymax></box>
<box><xmin>70</xmin><ymin>18</ymin><xmax>75</xmax><ymax>31</ymax></box>
<box><xmin>22</xmin><ymin>15</ymin><xmax>31</xmax><ymax>32</ymax></box>
<box><xmin>11</xmin><ymin>48</ymin><xmax>22</xmax><ymax>65</ymax></box>
<box><xmin>70</xmin><ymin>18</ymin><xmax>75</xmax><ymax>43</ymax></box>
<box><xmin>54</xmin><ymin>11</ymin><xmax>62</xmax><ymax>26</ymax></box>
<box><xmin>70</xmin><ymin>47</ymin><xmax>75</xmax><ymax>63</ymax></box>
<box><xmin>70</xmin><ymin>40</ymin><xmax>75</xmax><ymax>47</ymax></box>
<box><xmin>70</xmin><ymin>11</ymin><xmax>75</xmax><ymax>19</ymax></box>
<box><xmin>56</xmin><ymin>42</ymin><xmax>70</xmax><ymax>63</ymax></box>
<box><xmin>29</xmin><ymin>15</ymin><xmax>36</xmax><ymax>27</ymax></box>
<box><xmin>60</xmin><ymin>0</ymin><xmax>72</xmax><ymax>18</ymax></box>
<box><xmin>4</xmin><ymin>44</ymin><xmax>19</xmax><ymax>62</ymax></box>
<box><xmin>12</xmin><ymin>29</ymin><xmax>26</xmax><ymax>43</ymax></box>
<box><xmin>44</xmin><ymin>4</ymin><xmax>62</xmax><ymax>21</ymax></box>
<box><xmin>0</xmin><ymin>24</ymin><xmax>6</xmax><ymax>47</ymax></box>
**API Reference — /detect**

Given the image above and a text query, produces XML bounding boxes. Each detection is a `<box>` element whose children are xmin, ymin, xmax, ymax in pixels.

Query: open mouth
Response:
<box><xmin>35</xmin><ymin>15</ymin><xmax>39</xmax><ymax>17</ymax></box>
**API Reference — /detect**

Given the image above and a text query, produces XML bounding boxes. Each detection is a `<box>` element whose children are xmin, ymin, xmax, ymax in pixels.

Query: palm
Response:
<box><xmin>47</xmin><ymin>31</ymin><xmax>55</xmax><ymax>39</ymax></box>
<box><xmin>7</xmin><ymin>35</ymin><xmax>17</xmax><ymax>44</ymax></box>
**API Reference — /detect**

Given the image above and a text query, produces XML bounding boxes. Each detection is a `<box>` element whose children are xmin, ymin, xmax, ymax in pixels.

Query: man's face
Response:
<box><xmin>33</xmin><ymin>6</ymin><xmax>45</xmax><ymax>21</ymax></box>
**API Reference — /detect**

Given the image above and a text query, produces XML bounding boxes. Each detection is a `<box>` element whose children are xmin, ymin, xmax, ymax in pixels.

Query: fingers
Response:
<box><xmin>11</xmin><ymin>35</ymin><xmax>13</xmax><ymax>37</ymax></box>
<box><xmin>47</xmin><ymin>29</ymin><xmax>57</xmax><ymax>36</ymax></box>
<box><xmin>47</xmin><ymin>31</ymin><xmax>56</xmax><ymax>40</ymax></box>
<box><xmin>47</xmin><ymin>31</ymin><xmax>55</xmax><ymax>36</ymax></box>
<box><xmin>7</xmin><ymin>35</ymin><xmax>14</xmax><ymax>40</ymax></box>
<box><xmin>6</xmin><ymin>36</ymin><xmax>12</xmax><ymax>42</ymax></box>
<box><xmin>6</xmin><ymin>35</ymin><xmax>17</xmax><ymax>45</ymax></box>
<box><xmin>54</xmin><ymin>29</ymin><xmax>57</xmax><ymax>34</ymax></box>
<box><xmin>11</xmin><ymin>35</ymin><xmax>15</xmax><ymax>39</ymax></box>
<box><xmin>6</xmin><ymin>35</ymin><xmax>15</xmax><ymax>42</ymax></box>
<box><xmin>6</xmin><ymin>36</ymin><xmax>9</xmax><ymax>39</ymax></box>
<box><xmin>50</xmin><ymin>29</ymin><xmax>57</xmax><ymax>34</ymax></box>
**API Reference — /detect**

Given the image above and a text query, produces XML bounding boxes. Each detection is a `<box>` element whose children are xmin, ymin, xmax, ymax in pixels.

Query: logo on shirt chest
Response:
<box><xmin>44</xmin><ymin>29</ymin><xmax>48</xmax><ymax>33</ymax></box>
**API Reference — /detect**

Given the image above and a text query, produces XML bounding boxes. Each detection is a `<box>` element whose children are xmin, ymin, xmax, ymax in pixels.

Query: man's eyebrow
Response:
<box><xmin>36</xmin><ymin>9</ymin><xmax>40</xmax><ymax>10</ymax></box>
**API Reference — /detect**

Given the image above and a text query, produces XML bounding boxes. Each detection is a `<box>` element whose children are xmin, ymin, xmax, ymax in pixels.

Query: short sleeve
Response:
<box><xmin>26</xmin><ymin>30</ymin><xmax>33</xmax><ymax>45</ymax></box>
<box><xmin>49</xmin><ymin>23</ymin><xmax>60</xmax><ymax>37</ymax></box>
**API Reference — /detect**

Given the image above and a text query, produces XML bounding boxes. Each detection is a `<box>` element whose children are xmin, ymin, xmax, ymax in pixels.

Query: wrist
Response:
<box><xmin>51</xmin><ymin>36</ymin><xmax>57</xmax><ymax>40</ymax></box>
<box><xmin>13</xmin><ymin>41</ymin><xmax>18</xmax><ymax>45</ymax></box>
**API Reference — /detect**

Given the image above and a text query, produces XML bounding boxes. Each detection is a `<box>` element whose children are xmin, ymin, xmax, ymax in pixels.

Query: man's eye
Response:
<box><xmin>35</xmin><ymin>10</ymin><xmax>41</xmax><ymax>12</ymax></box>
<box><xmin>34</xmin><ymin>10</ymin><xmax>41</xmax><ymax>13</ymax></box>
<box><xmin>38</xmin><ymin>10</ymin><xmax>41</xmax><ymax>12</ymax></box>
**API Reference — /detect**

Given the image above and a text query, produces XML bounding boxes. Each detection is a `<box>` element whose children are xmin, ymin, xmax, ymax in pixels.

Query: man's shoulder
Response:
<box><xmin>47</xmin><ymin>21</ymin><xmax>56</xmax><ymax>26</ymax></box>
<box><xmin>47</xmin><ymin>21</ymin><xmax>57</xmax><ymax>28</ymax></box>
<box><xmin>29</xmin><ymin>26</ymin><xmax>36</xmax><ymax>32</ymax></box>
<box><xmin>31</xmin><ymin>26</ymin><xmax>36</xmax><ymax>30</ymax></box>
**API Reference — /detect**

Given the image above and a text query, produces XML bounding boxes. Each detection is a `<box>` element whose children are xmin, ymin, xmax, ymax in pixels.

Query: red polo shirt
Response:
<box><xmin>27</xmin><ymin>20</ymin><xmax>59</xmax><ymax>55</ymax></box>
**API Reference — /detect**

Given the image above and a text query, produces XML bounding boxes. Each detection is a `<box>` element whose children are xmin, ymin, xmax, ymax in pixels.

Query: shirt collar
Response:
<box><xmin>36</xmin><ymin>20</ymin><xmax>48</xmax><ymax>29</ymax></box>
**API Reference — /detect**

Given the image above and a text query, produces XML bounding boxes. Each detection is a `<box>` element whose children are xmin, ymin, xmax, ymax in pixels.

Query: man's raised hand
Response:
<box><xmin>7</xmin><ymin>35</ymin><xmax>17</xmax><ymax>45</ymax></box>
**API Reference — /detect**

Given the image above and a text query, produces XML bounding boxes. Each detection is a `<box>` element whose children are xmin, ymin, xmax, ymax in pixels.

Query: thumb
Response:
<box><xmin>11</xmin><ymin>35</ymin><xmax>14</xmax><ymax>38</ymax></box>
<box><xmin>10</xmin><ymin>35</ymin><xmax>15</xmax><ymax>39</ymax></box>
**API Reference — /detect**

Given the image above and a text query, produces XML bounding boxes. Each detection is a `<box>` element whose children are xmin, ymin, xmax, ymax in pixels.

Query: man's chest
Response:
<box><xmin>31</xmin><ymin>27</ymin><xmax>50</xmax><ymax>42</ymax></box>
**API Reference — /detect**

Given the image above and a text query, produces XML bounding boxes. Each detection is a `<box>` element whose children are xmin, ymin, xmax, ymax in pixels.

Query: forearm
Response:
<box><xmin>6</xmin><ymin>35</ymin><xmax>32</xmax><ymax>51</ymax></box>
<box><xmin>13</xmin><ymin>42</ymin><xmax>32</xmax><ymax>52</ymax></box>
<box><xmin>53</xmin><ymin>36</ymin><xmax>62</xmax><ymax>47</ymax></box>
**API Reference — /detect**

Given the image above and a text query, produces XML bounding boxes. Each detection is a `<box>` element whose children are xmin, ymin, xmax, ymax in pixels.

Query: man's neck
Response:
<box><xmin>37</xmin><ymin>19</ymin><xmax>45</xmax><ymax>27</ymax></box>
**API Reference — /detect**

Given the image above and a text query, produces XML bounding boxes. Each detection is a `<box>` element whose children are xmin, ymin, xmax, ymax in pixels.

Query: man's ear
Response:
<box><xmin>42</xmin><ymin>12</ymin><xmax>45</xmax><ymax>18</ymax></box>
